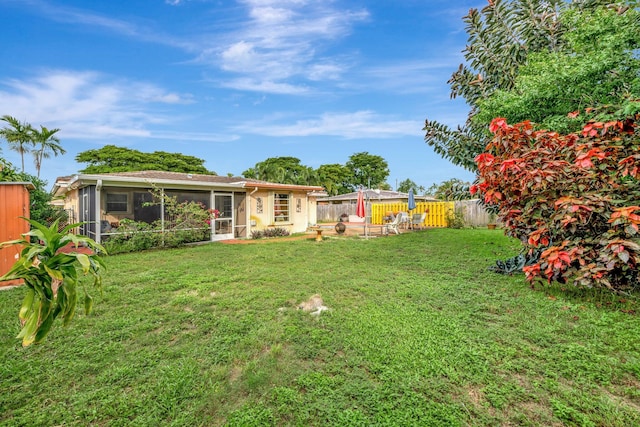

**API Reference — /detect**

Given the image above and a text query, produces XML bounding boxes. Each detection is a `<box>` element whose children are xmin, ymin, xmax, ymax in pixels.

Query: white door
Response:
<box><xmin>212</xmin><ymin>193</ymin><xmax>234</xmax><ymax>240</ymax></box>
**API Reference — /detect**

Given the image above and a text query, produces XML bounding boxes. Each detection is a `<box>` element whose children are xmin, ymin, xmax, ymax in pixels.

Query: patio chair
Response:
<box><xmin>398</xmin><ymin>212</ymin><xmax>410</xmax><ymax>229</ymax></box>
<box><xmin>411</xmin><ymin>213</ymin><xmax>426</xmax><ymax>230</ymax></box>
<box><xmin>385</xmin><ymin>214</ymin><xmax>403</xmax><ymax>235</ymax></box>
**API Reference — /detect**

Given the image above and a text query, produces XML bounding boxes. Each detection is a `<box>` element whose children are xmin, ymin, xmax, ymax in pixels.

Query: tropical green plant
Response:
<box><xmin>426</xmin><ymin>178</ymin><xmax>471</xmax><ymax>200</ymax></box>
<box><xmin>423</xmin><ymin>0</ymin><xmax>626</xmax><ymax>171</ymax></box>
<box><xmin>0</xmin><ymin>218</ymin><xmax>106</xmax><ymax>346</ymax></box>
<box><xmin>0</xmin><ymin>115</ymin><xmax>34</xmax><ymax>172</ymax></box>
<box><xmin>75</xmin><ymin>145</ymin><xmax>215</xmax><ymax>174</ymax></box>
<box><xmin>243</xmin><ymin>157</ymin><xmax>319</xmax><ymax>185</ymax></box>
<box><xmin>250</xmin><ymin>227</ymin><xmax>290</xmax><ymax>239</ymax></box>
<box><xmin>263</xmin><ymin>227</ymin><xmax>290</xmax><ymax>238</ymax></box>
<box><xmin>0</xmin><ymin>157</ymin><xmax>21</xmax><ymax>181</ymax></box>
<box><xmin>489</xmin><ymin>248</ymin><xmax>543</xmax><ymax>276</ymax></box>
<box><xmin>31</xmin><ymin>125</ymin><xmax>64</xmax><ymax>178</ymax></box>
<box><xmin>103</xmin><ymin>189</ymin><xmax>214</xmax><ymax>254</ymax></box>
<box><xmin>316</xmin><ymin>163</ymin><xmax>351</xmax><ymax>195</ymax></box>
<box><xmin>345</xmin><ymin>152</ymin><xmax>390</xmax><ymax>191</ymax></box>
<box><xmin>102</xmin><ymin>219</ymin><xmax>160</xmax><ymax>254</ymax></box>
<box><xmin>0</xmin><ymin>158</ymin><xmax>62</xmax><ymax>226</ymax></box>
<box><xmin>445</xmin><ymin>208</ymin><xmax>466</xmax><ymax>229</ymax></box>
<box><xmin>473</xmin><ymin>5</ymin><xmax>640</xmax><ymax>136</ymax></box>
<box><xmin>396</xmin><ymin>178</ymin><xmax>425</xmax><ymax>194</ymax></box>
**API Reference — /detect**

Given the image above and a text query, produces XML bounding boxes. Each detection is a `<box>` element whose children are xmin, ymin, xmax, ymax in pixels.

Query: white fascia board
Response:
<box><xmin>71</xmin><ymin>174</ymin><xmax>246</xmax><ymax>190</ymax></box>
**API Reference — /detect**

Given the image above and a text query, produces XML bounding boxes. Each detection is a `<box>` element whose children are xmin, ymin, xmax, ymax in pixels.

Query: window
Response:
<box><xmin>106</xmin><ymin>193</ymin><xmax>128</xmax><ymax>212</ymax></box>
<box><xmin>274</xmin><ymin>193</ymin><xmax>290</xmax><ymax>222</ymax></box>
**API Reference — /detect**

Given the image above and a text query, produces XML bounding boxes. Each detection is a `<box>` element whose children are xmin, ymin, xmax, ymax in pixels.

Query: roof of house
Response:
<box><xmin>318</xmin><ymin>189</ymin><xmax>436</xmax><ymax>202</ymax></box>
<box><xmin>52</xmin><ymin>170</ymin><xmax>324</xmax><ymax>196</ymax></box>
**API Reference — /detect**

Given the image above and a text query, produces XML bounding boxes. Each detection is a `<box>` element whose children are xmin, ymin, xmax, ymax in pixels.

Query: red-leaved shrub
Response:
<box><xmin>471</xmin><ymin>115</ymin><xmax>640</xmax><ymax>292</ymax></box>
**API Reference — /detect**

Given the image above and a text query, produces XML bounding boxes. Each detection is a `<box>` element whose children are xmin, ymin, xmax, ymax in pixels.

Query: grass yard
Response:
<box><xmin>1</xmin><ymin>229</ymin><xmax>639</xmax><ymax>426</ymax></box>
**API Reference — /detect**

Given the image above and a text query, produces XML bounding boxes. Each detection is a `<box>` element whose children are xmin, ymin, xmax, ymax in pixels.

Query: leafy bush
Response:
<box><xmin>489</xmin><ymin>249</ymin><xmax>543</xmax><ymax>276</ymax></box>
<box><xmin>264</xmin><ymin>227</ymin><xmax>290</xmax><ymax>238</ymax></box>
<box><xmin>102</xmin><ymin>219</ymin><xmax>160</xmax><ymax>254</ymax></box>
<box><xmin>471</xmin><ymin>116</ymin><xmax>640</xmax><ymax>292</ymax></box>
<box><xmin>103</xmin><ymin>217</ymin><xmax>210</xmax><ymax>255</ymax></box>
<box><xmin>0</xmin><ymin>158</ymin><xmax>59</xmax><ymax>225</ymax></box>
<box><xmin>0</xmin><ymin>218</ymin><xmax>106</xmax><ymax>346</ymax></box>
<box><xmin>102</xmin><ymin>188</ymin><xmax>215</xmax><ymax>254</ymax></box>
<box><xmin>251</xmin><ymin>227</ymin><xmax>290</xmax><ymax>239</ymax></box>
<box><xmin>445</xmin><ymin>209</ymin><xmax>466</xmax><ymax>229</ymax></box>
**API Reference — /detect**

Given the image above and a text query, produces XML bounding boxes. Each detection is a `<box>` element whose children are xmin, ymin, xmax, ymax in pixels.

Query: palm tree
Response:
<box><xmin>32</xmin><ymin>125</ymin><xmax>64</xmax><ymax>178</ymax></box>
<box><xmin>0</xmin><ymin>115</ymin><xmax>35</xmax><ymax>172</ymax></box>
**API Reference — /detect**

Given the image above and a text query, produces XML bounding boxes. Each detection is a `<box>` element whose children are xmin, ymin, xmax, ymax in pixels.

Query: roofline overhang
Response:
<box><xmin>55</xmin><ymin>174</ymin><xmax>324</xmax><ymax>194</ymax></box>
<box><xmin>240</xmin><ymin>181</ymin><xmax>324</xmax><ymax>192</ymax></box>
<box><xmin>0</xmin><ymin>181</ymin><xmax>36</xmax><ymax>191</ymax></box>
<box><xmin>65</xmin><ymin>173</ymin><xmax>245</xmax><ymax>191</ymax></box>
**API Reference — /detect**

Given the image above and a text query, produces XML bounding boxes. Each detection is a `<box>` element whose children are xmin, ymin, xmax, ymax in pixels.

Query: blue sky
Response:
<box><xmin>0</xmin><ymin>0</ymin><xmax>482</xmax><ymax>190</ymax></box>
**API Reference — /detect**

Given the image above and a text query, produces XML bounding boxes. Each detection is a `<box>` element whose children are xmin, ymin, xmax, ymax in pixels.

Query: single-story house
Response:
<box><xmin>52</xmin><ymin>171</ymin><xmax>324</xmax><ymax>243</ymax></box>
<box><xmin>317</xmin><ymin>189</ymin><xmax>436</xmax><ymax>205</ymax></box>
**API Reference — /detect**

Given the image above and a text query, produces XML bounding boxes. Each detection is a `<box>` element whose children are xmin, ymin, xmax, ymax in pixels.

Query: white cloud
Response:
<box><xmin>220</xmin><ymin>41</ymin><xmax>258</xmax><ymax>72</ymax></box>
<box><xmin>220</xmin><ymin>78</ymin><xmax>309</xmax><ymax>95</ymax></box>
<box><xmin>17</xmin><ymin>1</ymin><xmax>368</xmax><ymax>94</ymax></box>
<box><xmin>248</xmin><ymin>6</ymin><xmax>294</xmax><ymax>24</ymax></box>
<box><xmin>208</xmin><ymin>1</ymin><xmax>369</xmax><ymax>93</ymax></box>
<box><xmin>237</xmin><ymin>110</ymin><xmax>420</xmax><ymax>139</ymax></box>
<box><xmin>0</xmin><ymin>70</ymin><xmax>194</xmax><ymax>140</ymax></box>
<box><xmin>307</xmin><ymin>63</ymin><xmax>344</xmax><ymax>81</ymax></box>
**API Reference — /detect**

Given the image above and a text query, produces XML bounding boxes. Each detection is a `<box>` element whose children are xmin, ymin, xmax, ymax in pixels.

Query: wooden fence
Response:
<box><xmin>316</xmin><ymin>199</ymin><xmax>491</xmax><ymax>227</ymax></box>
<box><xmin>0</xmin><ymin>183</ymin><xmax>32</xmax><ymax>287</ymax></box>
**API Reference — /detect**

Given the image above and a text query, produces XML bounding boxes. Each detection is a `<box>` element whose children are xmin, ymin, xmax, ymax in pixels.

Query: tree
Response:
<box><xmin>0</xmin><ymin>157</ymin><xmax>20</xmax><ymax>181</ymax></box>
<box><xmin>345</xmin><ymin>152</ymin><xmax>389</xmax><ymax>190</ymax></box>
<box><xmin>422</xmin><ymin>0</ymin><xmax>616</xmax><ymax>171</ymax></box>
<box><xmin>316</xmin><ymin>163</ymin><xmax>351</xmax><ymax>195</ymax></box>
<box><xmin>242</xmin><ymin>157</ymin><xmax>318</xmax><ymax>185</ymax></box>
<box><xmin>472</xmin><ymin>116</ymin><xmax>640</xmax><ymax>292</ymax></box>
<box><xmin>32</xmin><ymin>125</ymin><xmax>65</xmax><ymax>178</ymax></box>
<box><xmin>397</xmin><ymin>179</ymin><xmax>425</xmax><ymax>194</ymax></box>
<box><xmin>75</xmin><ymin>145</ymin><xmax>214</xmax><ymax>175</ymax></box>
<box><xmin>0</xmin><ymin>115</ymin><xmax>35</xmax><ymax>172</ymax></box>
<box><xmin>0</xmin><ymin>158</ymin><xmax>60</xmax><ymax>225</ymax></box>
<box><xmin>473</xmin><ymin>5</ymin><xmax>640</xmax><ymax>135</ymax></box>
<box><xmin>426</xmin><ymin>178</ymin><xmax>470</xmax><ymax>201</ymax></box>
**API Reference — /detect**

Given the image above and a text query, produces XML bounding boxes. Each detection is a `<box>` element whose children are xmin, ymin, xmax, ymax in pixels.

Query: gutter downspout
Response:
<box><xmin>95</xmin><ymin>179</ymin><xmax>103</xmax><ymax>244</ymax></box>
<box><xmin>161</xmin><ymin>188</ymin><xmax>165</xmax><ymax>245</ymax></box>
<box><xmin>248</xmin><ymin>187</ymin><xmax>258</xmax><ymax>235</ymax></box>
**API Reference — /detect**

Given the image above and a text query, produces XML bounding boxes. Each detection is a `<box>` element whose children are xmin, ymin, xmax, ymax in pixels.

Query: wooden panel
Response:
<box><xmin>371</xmin><ymin>201</ymin><xmax>454</xmax><ymax>228</ymax></box>
<box><xmin>0</xmin><ymin>184</ymin><xmax>30</xmax><ymax>287</ymax></box>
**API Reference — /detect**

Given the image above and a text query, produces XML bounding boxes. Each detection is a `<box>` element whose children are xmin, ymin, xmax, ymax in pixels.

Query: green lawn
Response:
<box><xmin>1</xmin><ymin>229</ymin><xmax>639</xmax><ymax>426</ymax></box>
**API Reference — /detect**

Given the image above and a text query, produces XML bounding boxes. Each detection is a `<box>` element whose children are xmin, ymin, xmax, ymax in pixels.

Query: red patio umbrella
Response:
<box><xmin>356</xmin><ymin>189</ymin><xmax>366</xmax><ymax>218</ymax></box>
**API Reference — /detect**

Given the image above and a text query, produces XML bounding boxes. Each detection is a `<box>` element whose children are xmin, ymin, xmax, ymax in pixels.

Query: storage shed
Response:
<box><xmin>0</xmin><ymin>182</ymin><xmax>34</xmax><ymax>287</ymax></box>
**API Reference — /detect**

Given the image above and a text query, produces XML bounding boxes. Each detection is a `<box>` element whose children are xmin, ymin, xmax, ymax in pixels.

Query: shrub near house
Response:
<box><xmin>103</xmin><ymin>192</ymin><xmax>214</xmax><ymax>254</ymax></box>
<box><xmin>472</xmin><ymin>116</ymin><xmax>640</xmax><ymax>292</ymax></box>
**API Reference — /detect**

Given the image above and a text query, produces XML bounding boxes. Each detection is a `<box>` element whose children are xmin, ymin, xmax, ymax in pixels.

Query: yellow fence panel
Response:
<box><xmin>371</xmin><ymin>202</ymin><xmax>454</xmax><ymax>228</ymax></box>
